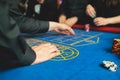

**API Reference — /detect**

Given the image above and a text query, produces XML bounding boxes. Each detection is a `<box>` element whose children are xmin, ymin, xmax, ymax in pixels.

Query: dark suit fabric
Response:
<box><xmin>0</xmin><ymin>0</ymin><xmax>49</xmax><ymax>70</ymax></box>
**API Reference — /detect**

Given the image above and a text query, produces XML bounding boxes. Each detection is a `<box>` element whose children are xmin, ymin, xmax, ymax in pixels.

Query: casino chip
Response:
<box><xmin>85</xmin><ymin>24</ymin><xmax>90</xmax><ymax>32</ymax></box>
<box><xmin>112</xmin><ymin>38</ymin><xmax>120</xmax><ymax>54</ymax></box>
<box><xmin>102</xmin><ymin>60</ymin><xmax>118</xmax><ymax>72</ymax></box>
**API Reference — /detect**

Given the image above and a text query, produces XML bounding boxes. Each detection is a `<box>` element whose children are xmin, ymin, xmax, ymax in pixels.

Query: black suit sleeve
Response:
<box><xmin>0</xmin><ymin>0</ymin><xmax>37</xmax><ymax>70</ymax></box>
<box><xmin>9</xmin><ymin>1</ymin><xmax>49</xmax><ymax>34</ymax></box>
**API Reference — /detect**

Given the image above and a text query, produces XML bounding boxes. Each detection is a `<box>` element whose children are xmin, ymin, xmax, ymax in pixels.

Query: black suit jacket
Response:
<box><xmin>0</xmin><ymin>0</ymin><xmax>49</xmax><ymax>70</ymax></box>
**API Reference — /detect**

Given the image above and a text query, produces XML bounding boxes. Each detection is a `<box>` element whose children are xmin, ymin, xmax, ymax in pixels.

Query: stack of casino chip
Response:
<box><xmin>102</xmin><ymin>60</ymin><xmax>118</xmax><ymax>72</ymax></box>
<box><xmin>112</xmin><ymin>39</ymin><xmax>120</xmax><ymax>54</ymax></box>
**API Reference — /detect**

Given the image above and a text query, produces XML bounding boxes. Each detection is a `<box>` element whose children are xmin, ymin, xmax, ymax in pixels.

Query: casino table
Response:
<box><xmin>0</xmin><ymin>26</ymin><xmax>120</xmax><ymax>80</ymax></box>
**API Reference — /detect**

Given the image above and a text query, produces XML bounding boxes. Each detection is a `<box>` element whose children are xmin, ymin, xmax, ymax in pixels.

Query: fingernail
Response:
<box><xmin>92</xmin><ymin>16</ymin><xmax>95</xmax><ymax>18</ymax></box>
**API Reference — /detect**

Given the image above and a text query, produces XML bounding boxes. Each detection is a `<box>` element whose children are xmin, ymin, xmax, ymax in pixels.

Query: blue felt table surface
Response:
<box><xmin>0</xmin><ymin>29</ymin><xmax>120</xmax><ymax>80</ymax></box>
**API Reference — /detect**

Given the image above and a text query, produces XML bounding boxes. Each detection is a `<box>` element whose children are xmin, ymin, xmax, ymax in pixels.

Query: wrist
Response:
<box><xmin>49</xmin><ymin>21</ymin><xmax>58</xmax><ymax>31</ymax></box>
<box><xmin>107</xmin><ymin>18</ymin><xmax>113</xmax><ymax>25</ymax></box>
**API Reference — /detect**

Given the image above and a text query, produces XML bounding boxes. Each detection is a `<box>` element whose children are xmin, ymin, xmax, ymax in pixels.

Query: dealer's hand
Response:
<box><xmin>49</xmin><ymin>22</ymin><xmax>75</xmax><ymax>35</ymax></box>
<box><xmin>32</xmin><ymin>43</ymin><xmax>60</xmax><ymax>64</ymax></box>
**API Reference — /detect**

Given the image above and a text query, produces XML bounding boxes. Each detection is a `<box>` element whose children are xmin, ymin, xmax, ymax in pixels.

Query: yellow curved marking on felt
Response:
<box><xmin>52</xmin><ymin>52</ymin><xmax>79</xmax><ymax>61</ymax></box>
<box><xmin>51</xmin><ymin>46</ymin><xmax>80</xmax><ymax>61</ymax></box>
<box><xmin>59</xmin><ymin>54</ymin><xmax>67</xmax><ymax>60</ymax></box>
<box><xmin>65</xmin><ymin>48</ymin><xmax>74</xmax><ymax>57</ymax></box>
<box><xmin>56</xmin><ymin>47</ymin><xmax>73</xmax><ymax>60</ymax></box>
<box><xmin>60</xmin><ymin>47</ymin><xmax>71</xmax><ymax>60</ymax></box>
<box><xmin>60</xmin><ymin>47</ymin><xmax>75</xmax><ymax>57</ymax></box>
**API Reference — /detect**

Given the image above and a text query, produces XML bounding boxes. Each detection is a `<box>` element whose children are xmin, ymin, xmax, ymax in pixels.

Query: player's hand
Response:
<box><xmin>94</xmin><ymin>17</ymin><xmax>110</xmax><ymax>26</ymax></box>
<box><xmin>32</xmin><ymin>43</ymin><xmax>60</xmax><ymax>64</ymax></box>
<box><xmin>59</xmin><ymin>15</ymin><xmax>78</xmax><ymax>27</ymax></box>
<box><xmin>59</xmin><ymin>14</ymin><xmax>67</xmax><ymax>23</ymax></box>
<box><xmin>49</xmin><ymin>22</ymin><xmax>75</xmax><ymax>35</ymax></box>
<box><xmin>65</xmin><ymin>16</ymin><xmax>78</xmax><ymax>27</ymax></box>
<box><xmin>86</xmin><ymin>4</ymin><xmax>96</xmax><ymax>18</ymax></box>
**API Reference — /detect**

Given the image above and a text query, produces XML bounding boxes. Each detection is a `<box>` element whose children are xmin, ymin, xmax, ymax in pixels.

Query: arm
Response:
<box><xmin>94</xmin><ymin>16</ymin><xmax>120</xmax><ymax>26</ymax></box>
<box><xmin>9</xmin><ymin>8</ymin><xmax>49</xmax><ymax>34</ymax></box>
<box><xmin>107</xmin><ymin>16</ymin><xmax>120</xmax><ymax>24</ymax></box>
<box><xmin>0</xmin><ymin>0</ymin><xmax>36</xmax><ymax>70</ymax></box>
